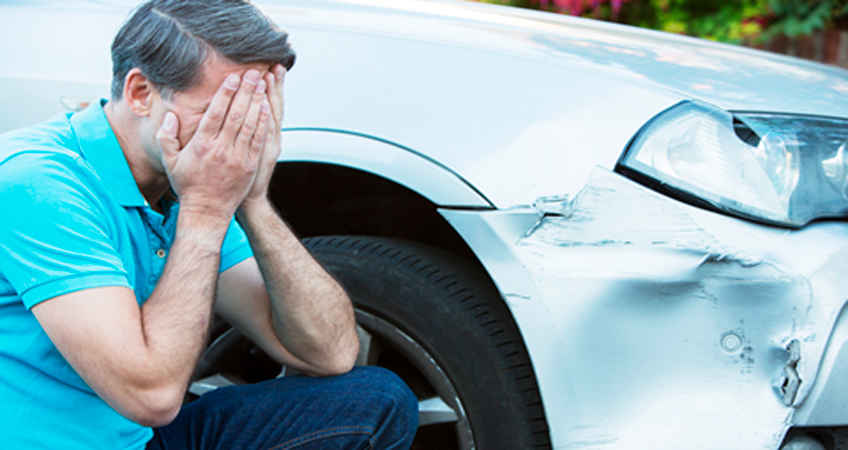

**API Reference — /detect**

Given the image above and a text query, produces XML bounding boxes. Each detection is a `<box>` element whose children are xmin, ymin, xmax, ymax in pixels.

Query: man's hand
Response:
<box><xmin>242</xmin><ymin>64</ymin><xmax>286</xmax><ymax>211</ymax></box>
<box><xmin>157</xmin><ymin>70</ymin><xmax>272</xmax><ymax>220</ymax></box>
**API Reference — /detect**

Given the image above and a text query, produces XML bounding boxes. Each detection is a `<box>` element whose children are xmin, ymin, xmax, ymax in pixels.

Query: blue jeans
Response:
<box><xmin>146</xmin><ymin>366</ymin><xmax>418</xmax><ymax>450</ymax></box>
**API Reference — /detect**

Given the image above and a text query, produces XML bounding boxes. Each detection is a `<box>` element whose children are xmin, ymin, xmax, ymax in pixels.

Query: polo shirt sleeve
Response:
<box><xmin>0</xmin><ymin>152</ymin><xmax>130</xmax><ymax>309</ymax></box>
<box><xmin>220</xmin><ymin>218</ymin><xmax>254</xmax><ymax>273</ymax></box>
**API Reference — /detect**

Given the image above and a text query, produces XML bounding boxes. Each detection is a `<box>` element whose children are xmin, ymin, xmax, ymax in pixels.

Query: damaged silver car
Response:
<box><xmin>2</xmin><ymin>0</ymin><xmax>848</xmax><ymax>448</ymax></box>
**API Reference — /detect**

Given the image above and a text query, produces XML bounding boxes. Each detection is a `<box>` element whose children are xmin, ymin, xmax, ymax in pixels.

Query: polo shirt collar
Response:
<box><xmin>70</xmin><ymin>100</ymin><xmax>148</xmax><ymax>208</ymax></box>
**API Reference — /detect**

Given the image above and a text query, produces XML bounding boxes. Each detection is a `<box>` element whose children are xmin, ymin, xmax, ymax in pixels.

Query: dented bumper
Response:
<box><xmin>441</xmin><ymin>167</ymin><xmax>848</xmax><ymax>449</ymax></box>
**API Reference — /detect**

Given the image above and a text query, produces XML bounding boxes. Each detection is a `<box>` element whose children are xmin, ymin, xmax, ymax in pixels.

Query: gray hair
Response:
<box><xmin>110</xmin><ymin>0</ymin><xmax>296</xmax><ymax>100</ymax></box>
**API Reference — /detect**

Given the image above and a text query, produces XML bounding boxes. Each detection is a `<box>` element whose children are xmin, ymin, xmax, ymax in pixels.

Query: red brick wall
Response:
<box><xmin>755</xmin><ymin>30</ymin><xmax>848</xmax><ymax>69</ymax></box>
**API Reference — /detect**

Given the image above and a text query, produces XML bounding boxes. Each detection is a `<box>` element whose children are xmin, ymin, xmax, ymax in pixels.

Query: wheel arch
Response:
<box><xmin>277</xmin><ymin>129</ymin><xmax>492</xmax><ymax>207</ymax></box>
<box><xmin>271</xmin><ymin>129</ymin><xmax>492</xmax><ymax>260</ymax></box>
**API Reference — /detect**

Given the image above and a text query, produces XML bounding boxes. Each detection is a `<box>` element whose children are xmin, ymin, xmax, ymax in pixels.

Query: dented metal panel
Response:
<box><xmin>794</xmin><ymin>303</ymin><xmax>848</xmax><ymax>426</ymax></box>
<box><xmin>442</xmin><ymin>167</ymin><xmax>848</xmax><ymax>449</ymax></box>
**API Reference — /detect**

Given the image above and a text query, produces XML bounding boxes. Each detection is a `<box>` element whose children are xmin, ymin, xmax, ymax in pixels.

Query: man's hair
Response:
<box><xmin>110</xmin><ymin>0</ymin><xmax>296</xmax><ymax>100</ymax></box>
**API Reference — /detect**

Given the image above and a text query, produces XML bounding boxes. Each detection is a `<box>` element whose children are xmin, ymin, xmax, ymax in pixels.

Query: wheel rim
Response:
<box><xmin>355</xmin><ymin>309</ymin><xmax>474</xmax><ymax>450</ymax></box>
<box><xmin>189</xmin><ymin>309</ymin><xmax>475</xmax><ymax>450</ymax></box>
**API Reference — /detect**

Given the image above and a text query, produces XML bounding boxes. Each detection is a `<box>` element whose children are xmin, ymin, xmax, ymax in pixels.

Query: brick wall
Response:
<box><xmin>754</xmin><ymin>30</ymin><xmax>848</xmax><ymax>69</ymax></box>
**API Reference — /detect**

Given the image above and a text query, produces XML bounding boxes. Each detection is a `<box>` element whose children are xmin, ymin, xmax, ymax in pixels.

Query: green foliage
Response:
<box><xmin>619</xmin><ymin>0</ymin><xmax>769</xmax><ymax>44</ymax></box>
<box><xmin>764</xmin><ymin>0</ymin><xmax>848</xmax><ymax>38</ymax></box>
<box><xmin>472</xmin><ymin>0</ymin><xmax>848</xmax><ymax>43</ymax></box>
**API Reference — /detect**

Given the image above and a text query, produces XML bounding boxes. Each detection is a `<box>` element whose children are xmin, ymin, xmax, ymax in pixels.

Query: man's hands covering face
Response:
<box><xmin>156</xmin><ymin>66</ymin><xmax>284</xmax><ymax>219</ymax></box>
<box><xmin>243</xmin><ymin>64</ymin><xmax>285</xmax><ymax>209</ymax></box>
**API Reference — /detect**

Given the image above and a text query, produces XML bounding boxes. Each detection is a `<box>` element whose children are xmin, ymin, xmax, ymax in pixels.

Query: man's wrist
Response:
<box><xmin>175</xmin><ymin>207</ymin><xmax>232</xmax><ymax>251</ymax></box>
<box><xmin>237</xmin><ymin>194</ymin><xmax>274</xmax><ymax>221</ymax></box>
<box><xmin>236</xmin><ymin>196</ymin><xmax>302</xmax><ymax>252</ymax></box>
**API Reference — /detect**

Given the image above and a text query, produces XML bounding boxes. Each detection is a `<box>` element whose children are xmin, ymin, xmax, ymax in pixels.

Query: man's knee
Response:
<box><xmin>341</xmin><ymin>366</ymin><xmax>418</xmax><ymax>447</ymax></box>
<box><xmin>344</xmin><ymin>366</ymin><xmax>417</xmax><ymax>420</ymax></box>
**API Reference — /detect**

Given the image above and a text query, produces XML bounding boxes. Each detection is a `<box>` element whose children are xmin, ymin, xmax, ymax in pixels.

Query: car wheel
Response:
<box><xmin>189</xmin><ymin>236</ymin><xmax>551</xmax><ymax>450</ymax></box>
<box><xmin>305</xmin><ymin>236</ymin><xmax>550</xmax><ymax>450</ymax></box>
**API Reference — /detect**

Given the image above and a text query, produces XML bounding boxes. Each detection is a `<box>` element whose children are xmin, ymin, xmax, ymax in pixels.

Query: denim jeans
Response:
<box><xmin>146</xmin><ymin>366</ymin><xmax>418</xmax><ymax>450</ymax></box>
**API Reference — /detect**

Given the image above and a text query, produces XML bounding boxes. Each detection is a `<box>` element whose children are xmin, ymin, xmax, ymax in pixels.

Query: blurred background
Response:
<box><xmin>472</xmin><ymin>0</ymin><xmax>848</xmax><ymax>68</ymax></box>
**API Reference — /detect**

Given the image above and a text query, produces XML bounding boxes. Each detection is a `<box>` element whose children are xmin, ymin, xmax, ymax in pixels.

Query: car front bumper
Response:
<box><xmin>442</xmin><ymin>167</ymin><xmax>848</xmax><ymax>449</ymax></box>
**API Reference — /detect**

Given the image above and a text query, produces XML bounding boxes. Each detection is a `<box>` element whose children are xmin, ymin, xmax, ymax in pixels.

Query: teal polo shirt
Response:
<box><xmin>0</xmin><ymin>101</ymin><xmax>254</xmax><ymax>449</ymax></box>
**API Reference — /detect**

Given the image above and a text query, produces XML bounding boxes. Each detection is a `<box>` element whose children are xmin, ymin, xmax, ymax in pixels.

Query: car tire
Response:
<box><xmin>303</xmin><ymin>235</ymin><xmax>551</xmax><ymax>450</ymax></box>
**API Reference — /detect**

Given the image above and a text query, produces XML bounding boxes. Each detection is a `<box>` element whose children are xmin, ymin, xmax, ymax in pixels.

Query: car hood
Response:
<box><xmin>271</xmin><ymin>0</ymin><xmax>848</xmax><ymax>118</ymax></box>
<box><xmin>265</xmin><ymin>0</ymin><xmax>848</xmax><ymax>208</ymax></box>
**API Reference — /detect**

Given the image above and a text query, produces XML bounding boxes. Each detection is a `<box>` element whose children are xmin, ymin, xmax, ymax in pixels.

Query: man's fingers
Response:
<box><xmin>250</xmin><ymin>98</ymin><xmax>272</xmax><ymax>161</ymax></box>
<box><xmin>266</xmin><ymin>65</ymin><xmax>285</xmax><ymax>128</ymax></box>
<box><xmin>220</xmin><ymin>69</ymin><xmax>262</xmax><ymax>143</ymax></box>
<box><xmin>235</xmin><ymin>78</ymin><xmax>268</xmax><ymax>154</ymax></box>
<box><xmin>156</xmin><ymin>112</ymin><xmax>181</xmax><ymax>160</ymax></box>
<box><xmin>194</xmin><ymin>74</ymin><xmax>240</xmax><ymax>141</ymax></box>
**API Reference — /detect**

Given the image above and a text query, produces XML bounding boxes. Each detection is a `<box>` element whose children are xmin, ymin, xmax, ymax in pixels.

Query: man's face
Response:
<box><xmin>160</xmin><ymin>54</ymin><xmax>273</xmax><ymax>150</ymax></box>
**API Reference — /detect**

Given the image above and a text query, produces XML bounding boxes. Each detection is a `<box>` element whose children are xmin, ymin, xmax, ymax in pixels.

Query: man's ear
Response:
<box><xmin>123</xmin><ymin>68</ymin><xmax>158</xmax><ymax>117</ymax></box>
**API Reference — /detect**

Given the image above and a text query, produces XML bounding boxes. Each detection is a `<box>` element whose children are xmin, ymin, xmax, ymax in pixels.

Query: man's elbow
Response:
<box><xmin>308</xmin><ymin>335</ymin><xmax>359</xmax><ymax>377</ymax></box>
<box><xmin>119</xmin><ymin>384</ymin><xmax>184</xmax><ymax>428</ymax></box>
<box><xmin>324</xmin><ymin>351</ymin><xmax>358</xmax><ymax>377</ymax></box>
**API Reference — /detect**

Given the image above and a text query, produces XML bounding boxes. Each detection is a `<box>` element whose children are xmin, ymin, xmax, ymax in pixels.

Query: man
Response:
<box><xmin>0</xmin><ymin>0</ymin><xmax>417</xmax><ymax>448</ymax></box>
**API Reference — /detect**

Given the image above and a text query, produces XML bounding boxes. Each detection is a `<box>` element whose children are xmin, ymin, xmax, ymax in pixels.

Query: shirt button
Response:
<box><xmin>156</xmin><ymin>249</ymin><xmax>167</xmax><ymax>258</ymax></box>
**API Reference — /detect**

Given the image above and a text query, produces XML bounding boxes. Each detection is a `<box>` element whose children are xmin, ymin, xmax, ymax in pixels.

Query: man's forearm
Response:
<box><xmin>134</xmin><ymin>212</ymin><xmax>229</xmax><ymax>402</ymax></box>
<box><xmin>141</xmin><ymin>211</ymin><xmax>229</xmax><ymax>374</ymax></box>
<box><xmin>236</xmin><ymin>199</ymin><xmax>358</xmax><ymax>376</ymax></box>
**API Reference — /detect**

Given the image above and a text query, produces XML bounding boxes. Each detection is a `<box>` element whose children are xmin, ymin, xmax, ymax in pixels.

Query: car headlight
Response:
<box><xmin>617</xmin><ymin>100</ymin><xmax>848</xmax><ymax>227</ymax></box>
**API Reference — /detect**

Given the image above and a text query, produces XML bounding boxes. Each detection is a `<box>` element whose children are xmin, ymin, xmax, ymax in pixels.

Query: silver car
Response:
<box><xmin>3</xmin><ymin>0</ymin><xmax>848</xmax><ymax>449</ymax></box>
